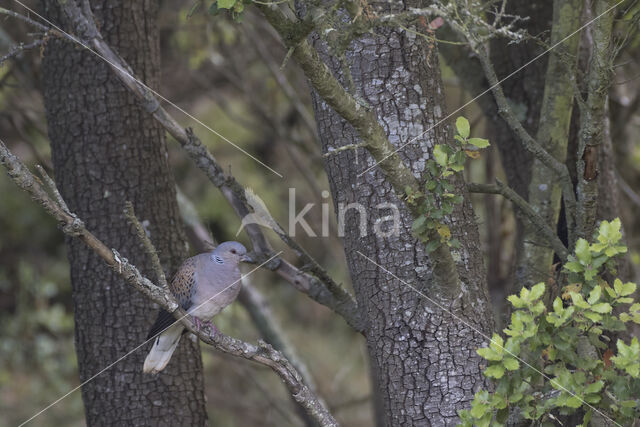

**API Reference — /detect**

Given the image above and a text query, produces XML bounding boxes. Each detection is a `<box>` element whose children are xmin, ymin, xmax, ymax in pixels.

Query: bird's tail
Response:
<box><xmin>143</xmin><ymin>324</ymin><xmax>183</xmax><ymax>374</ymax></box>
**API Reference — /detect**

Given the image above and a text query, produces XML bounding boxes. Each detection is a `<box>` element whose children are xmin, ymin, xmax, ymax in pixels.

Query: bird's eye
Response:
<box><xmin>231</xmin><ymin>249</ymin><xmax>237</xmax><ymax>254</ymax></box>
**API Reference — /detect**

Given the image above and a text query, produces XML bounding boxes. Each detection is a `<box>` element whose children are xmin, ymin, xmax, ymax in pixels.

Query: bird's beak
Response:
<box><xmin>240</xmin><ymin>254</ymin><xmax>253</xmax><ymax>263</ymax></box>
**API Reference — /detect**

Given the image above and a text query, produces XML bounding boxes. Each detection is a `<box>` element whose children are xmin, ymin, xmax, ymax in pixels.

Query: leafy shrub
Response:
<box><xmin>459</xmin><ymin>219</ymin><xmax>640</xmax><ymax>426</ymax></box>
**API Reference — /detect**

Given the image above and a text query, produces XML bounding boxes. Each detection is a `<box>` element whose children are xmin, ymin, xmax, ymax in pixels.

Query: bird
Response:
<box><xmin>143</xmin><ymin>241</ymin><xmax>249</xmax><ymax>374</ymax></box>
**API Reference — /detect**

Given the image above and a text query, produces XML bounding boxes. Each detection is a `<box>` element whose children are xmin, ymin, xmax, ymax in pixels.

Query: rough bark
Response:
<box><xmin>41</xmin><ymin>1</ymin><xmax>207</xmax><ymax>424</ymax></box>
<box><xmin>576</xmin><ymin>0</ymin><xmax>615</xmax><ymax>240</ymax></box>
<box><xmin>308</xmin><ymin>4</ymin><xmax>494</xmax><ymax>425</ymax></box>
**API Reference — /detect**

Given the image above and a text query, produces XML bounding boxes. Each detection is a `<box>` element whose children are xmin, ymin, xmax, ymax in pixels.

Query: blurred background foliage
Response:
<box><xmin>0</xmin><ymin>0</ymin><xmax>639</xmax><ymax>426</ymax></box>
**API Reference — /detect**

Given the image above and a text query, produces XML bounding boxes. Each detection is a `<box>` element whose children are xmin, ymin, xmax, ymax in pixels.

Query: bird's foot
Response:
<box><xmin>202</xmin><ymin>320</ymin><xmax>218</xmax><ymax>339</ymax></box>
<box><xmin>191</xmin><ymin>316</ymin><xmax>217</xmax><ymax>338</ymax></box>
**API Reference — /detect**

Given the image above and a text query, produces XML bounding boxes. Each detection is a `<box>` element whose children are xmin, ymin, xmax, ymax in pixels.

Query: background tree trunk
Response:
<box><xmin>309</xmin><ymin>4</ymin><xmax>494</xmax><ymax>425</ymax></box>
<box><xmin>41</xmin><ymin>1</ymin><xmax>208</xmax><ymax>424</ymax></box>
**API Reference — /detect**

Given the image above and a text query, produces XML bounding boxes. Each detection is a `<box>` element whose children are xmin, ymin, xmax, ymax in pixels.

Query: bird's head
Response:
<box><xmin>212</xmin><ymin>241</ymin><xmax>250</xmax><ymax>264</ymax></box>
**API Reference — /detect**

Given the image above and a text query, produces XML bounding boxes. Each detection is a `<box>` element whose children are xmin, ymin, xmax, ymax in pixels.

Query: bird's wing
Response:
<box><xmin>168</xmin><ymin>256</ymin><xmax>198</xmax><ymax>310</ymax></box>
<box><xmin>146</xmin><ymin>257</ymin><xmax>198</xmax><ymax>340</ymax></box>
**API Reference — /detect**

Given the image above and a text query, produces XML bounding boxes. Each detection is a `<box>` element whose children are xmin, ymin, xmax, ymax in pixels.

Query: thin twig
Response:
<box><xmin>0</xmin><ymin>38</ymin><xmax>44</xmax><ymax>66</ymax></box>
<box><xmin>0</xmin><ymin>7</ymin><xmax>50</xmax><ymax>32</ymax></box>
<box><xmin>123</xmin><ymin>201</ymin><xmax>168</xmax><ymax>290</ymax></box>
<box><xmin>468</xmin><ymin>180</ymin><xmax>569</xmax><ymax>261</ymax></box>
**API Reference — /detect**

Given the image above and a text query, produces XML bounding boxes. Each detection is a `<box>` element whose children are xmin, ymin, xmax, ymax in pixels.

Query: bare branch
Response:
<box><xmin>0</xmin><ymin>38</ymin><xmax>43</xmax><ymax>66</ymax></box>
<box><xmin>0</xmin><ymin>7</ymin><xmax>50</xmax><ymax>32</ymax></box>
<box><xmin>468</xmin><ymin>180</ymin><xmax>569</xmax><ymax>261</ymax></box>
<box><xmin>40</xmin><ymin>1</ymin><xmax>363</xmax><ymax>332</ymax></box>
<box><xmin>123</xmin><ymin>201</ymin><xmax>168</xmax><ymax>290</ymax></box>
<box><xmin>433</xmin><ymin>4</ymin><xmax>578</xmax><ymax>246</ymax></box>
<box><xmin>0</xmin><ymin>139</ymin><xmax>339</xmax><ymax>427</ymax></box>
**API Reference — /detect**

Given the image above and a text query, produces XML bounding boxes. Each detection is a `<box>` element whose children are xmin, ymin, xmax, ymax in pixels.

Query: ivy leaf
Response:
<box><xmin>217</xmin><ymin>0</ymin><xmax>236</xmax><ymax>9</ymax></box>
<box><xmin>468</xmin><ymin>137</ymin><xmax>490</xmax><ymax>148</ymax></box>
<box><xmin>456</xmin><ymin>116</ymin><xmax>470</xmax><ymax>138</ymax></box>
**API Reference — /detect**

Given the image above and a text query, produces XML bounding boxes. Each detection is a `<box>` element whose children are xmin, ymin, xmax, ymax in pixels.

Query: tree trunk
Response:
<box><xmin>41</xmin><ymin>1</ymin><xmax>208</xmax><ymax>424</ymax></box>
<box><xmin>309</xmin><ymin>5</ymin><xmax>493</xmax><ymax>425</ymax></box>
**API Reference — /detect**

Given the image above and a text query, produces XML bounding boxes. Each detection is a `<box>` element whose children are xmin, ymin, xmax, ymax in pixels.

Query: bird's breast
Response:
<box><xmin>188</xmin><ymin>271</ymin><xmax>242</xmax><ymax>320</ymax></box>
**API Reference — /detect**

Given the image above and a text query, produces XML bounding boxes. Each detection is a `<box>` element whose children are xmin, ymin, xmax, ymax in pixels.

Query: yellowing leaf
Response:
<box><xmin>437</xmin><ymin>224</ymin><xmax>451</xmax><ymax>241</ymax></box>
<box><xmin>464</xmin><ymin>150</ymin><xmax>480</xmax><ymax>159</ymax></box>
<box><xmin>562</xmin><ymin>283</ymin><xmax>582</xmax><ymax>300</ymax></box>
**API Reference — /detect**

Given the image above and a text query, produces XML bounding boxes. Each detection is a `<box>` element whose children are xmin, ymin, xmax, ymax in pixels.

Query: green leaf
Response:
<box><xmin>485</xmin><ymin>364</ymin><xmax>505</xmax><ymax>378</ymax></box>
<box><xmin>565</xmin><ymin>396</ymin><xmax>584</xmax><ymax>408</ymax></box>
<box><xmin>411</xmin><ymin>216</ymin><xmax>427</xmax><ymax>234</ymax></box>
<box><xmin>489</xmin><ymin>333</ymin><xmax>504</xmax><ymax>353</ymax></box>
<box><xmin>217</xmin><ymin>0</ymin><xmax>236</xmax><ymax>9</ymax></box>
<box><xmin>570</xmin><ymin>292</ymin><xmax>590</xmax><ymax>309</ymax></box>
<box><xmin>456</xmin><ymin>116</ymin><xmax>470</xmax><ymax>138</ymax></box>
<box><xmin>468</xmin><ymin>137</ymin><xmax>490</xmax><ymax>148</ymax></box>
<box><xmin>477</xmin><ymin>347</ymin><xmax>503</xmax><ymax>361</ymax></box>
<box><xmin>587</xmin><ymin>286</ymin><xmax>601</xmax><ymax>305</ymax></box>
<box><xmin>470</xmin><ymin>402</ymin><xmax>489</xmax><ymax>419</ymax></box>
<box><xmin>564</xmin><ymin>261</ymin><xmax>583</xmax><ymax>273</ymax></box>
<box><xmin>208</xmin><ymin>2</ymin><xmax>220</xmax><ymax>15</ymax></box>
<box><xmin>584</xmin><ymin>311</ymin><xmax>602</xmax><ymax>323</ymax></box>
<box><xmin>503</xmin><ymin>357</ymin><xmax>520</xmax><ymax>371</ymax></box>
<box><xmin>575</xmin><ymin>239</ymin><xmax>591</xmax><ymax>264</ymax></box>
<box><xmin>424</xmin><ymin>239</ymin><xmax>440</xmax><ymax>254</ymax></box>
<box><xmin>529</xmin><ymin>282</ymin><xmax>545</xmax><ymax>301</ymax></box>
<box><xmin>584</xmin><ymin>381</ymin><xmax>604</xmax><ymax>394</ymax></box>
<box><xmin>590</xmin><ymin>303</ymin><xmax>612</xmax><ymax>314</ymax></box>
<box><xmin>433</xmin><ymin>145</ymin><xmax>448</xmax><ymax>167</ymax></box>
<box><xmin>614</xmin><ymin>278</ymin><xmax>636</xmax><ymax>297</ymax></box>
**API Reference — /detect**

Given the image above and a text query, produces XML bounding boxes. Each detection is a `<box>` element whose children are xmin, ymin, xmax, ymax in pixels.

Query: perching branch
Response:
<box><xmin>177</xmin><ymin>189</ymin><xmax>324</xmax><ymax>397</ymax></box>
<box><xmin>473</xmin><ymin>46</ymin><xmax>578</xmax><ymax>247</ymax></box>
<box><xmin>468</xmin><ymin>180</ymin><xmax>569</xmax><ymax>261</ymax></box>
<box><xmin>0</xmin><ymin>139</ymin><xmax>339</xmax><ymax>427</ymax></box>
<box><xmin>24</xmin><ymin>1</ymin><xmax>363</xmax><ymax>332</ymax></box>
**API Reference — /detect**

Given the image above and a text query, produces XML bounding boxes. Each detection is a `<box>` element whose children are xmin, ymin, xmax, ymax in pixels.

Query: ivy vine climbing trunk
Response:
<box><xmin>41</xmin><ymin>0</ymin><xmax>208</xmax><ymax>424</ymax></box>
<box><xmin>308</xmin><ymin>3</ymin><xmax>494</xmax><ymax>425</ymax></box>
